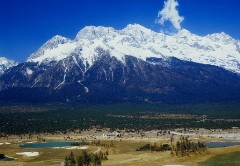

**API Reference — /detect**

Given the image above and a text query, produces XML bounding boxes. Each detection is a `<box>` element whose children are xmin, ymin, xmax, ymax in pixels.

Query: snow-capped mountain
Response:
<box><xmin>1</xmin><ymin>24</ymin><xmax>240</xmax><ymax>103</ymax></box>
<box><xmin>0</xmin><ymin>57</ymin><xmax>18</xmax><ymax>75</ymax></box>
<box><xmin>28</xmin><ymin>35</ymin><xmax>72</xmax><ymax>64</ymax></box>
<box><xmin>28</xmin><ymin>24</ymin><xmax>240</xmax><ymax>73</ymax></box>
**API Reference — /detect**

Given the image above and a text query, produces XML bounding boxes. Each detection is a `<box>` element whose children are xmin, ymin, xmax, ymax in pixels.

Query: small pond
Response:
<box><xmin>203</xmin><ymin>141</ymin><xmax>240</xmax><ymax>148</ymax></box>
<box><xmin>19</xmin><ymin>141</ymin><xmax>88</xmax><ymax>149</ymax></box>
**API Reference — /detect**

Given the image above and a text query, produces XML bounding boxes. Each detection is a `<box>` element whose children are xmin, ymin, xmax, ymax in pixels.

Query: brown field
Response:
<box><xmin>1</xmin><ymin>132</ymin><xmax>240</xmax><ymax>166</ymax></box>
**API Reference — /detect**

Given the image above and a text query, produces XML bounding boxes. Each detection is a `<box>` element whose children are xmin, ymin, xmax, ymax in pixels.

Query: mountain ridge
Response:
<box><xmin>27</xmin><ymin>24</ymin><xmax>240</xmax><ymax>73</ymax></box>
<box><xmin>0</xmin><ymin>24</ymin><xmax>240</xmax><ymax>104</ymax></box>
<box><xmin>0</xmin><ymin>57</ymin><xmax>18</xmax><ymax>76</ymax></box>
<box><xmin>1</xmin><ymin>53</ymin><xmax>240</xmax><ymax>103</ymax></box>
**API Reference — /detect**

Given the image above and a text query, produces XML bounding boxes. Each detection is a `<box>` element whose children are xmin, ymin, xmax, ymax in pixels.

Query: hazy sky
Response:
<box><xmin>0</xmin><ymin>0</ymin><xmax>240</xmax><ymax>62</ymax></box>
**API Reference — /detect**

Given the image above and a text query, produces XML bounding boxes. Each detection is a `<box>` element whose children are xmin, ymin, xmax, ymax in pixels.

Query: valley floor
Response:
<box><xmin>1</xmin><ymin>128</ymin><xmax>240</xmax><ymax>166</ymax></box>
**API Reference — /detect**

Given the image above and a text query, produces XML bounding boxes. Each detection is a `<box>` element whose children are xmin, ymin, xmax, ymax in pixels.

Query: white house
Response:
<box><xmin>102</xmin><ymin>131</ymin><xmax>121</xmax><ymax>138</ymax></box>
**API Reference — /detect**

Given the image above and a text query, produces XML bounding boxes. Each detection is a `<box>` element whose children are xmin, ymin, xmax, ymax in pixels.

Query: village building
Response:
<box><xmin>102</xmin><ymin>131</ymin><xmax>121</xmax><ymax>138</ymax></box>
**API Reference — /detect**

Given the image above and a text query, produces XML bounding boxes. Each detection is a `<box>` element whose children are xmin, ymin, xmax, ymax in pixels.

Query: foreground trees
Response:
<box><xmin>136</xmin><ymin>136</ymin><xmax>207</xmax><ymax>156</ymax></box>
<box><xmin>171</xmin><ymin>136</ymin><xmax>207</xmax><ymax>156</ymax></box>
<box><xmin>136</xmin><ymin>143</ymin><xmax>171</xmax><ymax>152</ymax></box>
<box><xmin>64</xmin><ymin>150</ymin><xmax>108</xmax><ymax>166</ymax></box>
<box><xmin>64</xmin><ymin>151</ymin><xmax>76</xmax><ymax>166</ymax></box>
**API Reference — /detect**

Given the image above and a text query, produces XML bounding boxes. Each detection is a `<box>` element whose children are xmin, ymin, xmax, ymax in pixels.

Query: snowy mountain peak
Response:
<box><xmin>206</xmin><ymin>32</ymin><xmax>234</xmax><ymax>43</ymax></box>
<box><xmin>49</xmin><ymin>35</ymin><xmax>70</xmax><ymax>43</ymax></box>
<box><xmin>123</xmin><ymin>24</ymin><xmax>152</xmax><ymax>32</ymax></box>
<box><xmin>0</xmin><ymin>57</ymin><xmax>18</xmax><ymax>75</ymax></box>
<box><xmin>40</xmin><ymin>35</ymin><xmax>71</xmax><ymax>50</ymax></box>
<box><xmin>27</xmin><ymin>24</ymin><xmax>240</xmax><ymax>73</ymax></box>
<box><xmin>0</xmin><ymin>57</ymin><xmax>12</xmax><ymax>64</ymax></box>
<box><xmin>27</xmin><ymin>35</ymin><xmax>72</xmax><ymax>63</ymax></box>
<box><xmin>76</xmin><ymin>26</ymin><xmax>115</xmax><ymax>40</ymax></box>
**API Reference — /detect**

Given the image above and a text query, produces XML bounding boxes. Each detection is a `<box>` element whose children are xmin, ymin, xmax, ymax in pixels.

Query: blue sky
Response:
<box><xmin>0</xmin><ymin>0</ymin><xmax>240</xmax><ymax>62</ymax></box>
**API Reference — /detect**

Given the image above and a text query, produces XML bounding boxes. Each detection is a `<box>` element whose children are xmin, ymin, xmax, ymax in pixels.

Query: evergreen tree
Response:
<box><xmin>77</xmin><ymin>155</ymin><xmax>84</xmax><ymax>166</ymax></box>
<box><xmin>82</xmin><ymin>150</ymin><xmax>91</xmax><ymax>166</ymax></box>
<box><xmin>92</xmin><ymin>154</ymin><xmax>101</xmax><ymax>166</ymax></box>
<box><xmin>64</xmin><ymin>151</ymin><xmax>76</xmax><ymax>166</ymax></box>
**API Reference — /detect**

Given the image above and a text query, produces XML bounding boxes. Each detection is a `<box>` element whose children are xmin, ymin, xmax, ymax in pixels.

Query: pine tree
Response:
<box><xmin>77</xmin><ymin>155</ymin><xmax>84</xmax><ymax>166</ymax></box>
<box><xmin>64</xmin><ymin>151</ymin><xmax>76</xmax><ymax>166</ymax></box>
<box><xmin>82</xmin><ymin>150</ymin><xmax>91</xmax><ymax>166</ymax></box>
<box><xmin>92</xmin><ymin>154</ymin><xmax>101</xmax><ymax>166</ymax></box>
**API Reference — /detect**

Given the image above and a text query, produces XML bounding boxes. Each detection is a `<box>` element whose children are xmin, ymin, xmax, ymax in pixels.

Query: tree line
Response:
<box><xmin>1</xmin><ymin>103</ymin><xmax>240</xmax><ymax>135</ymax></box>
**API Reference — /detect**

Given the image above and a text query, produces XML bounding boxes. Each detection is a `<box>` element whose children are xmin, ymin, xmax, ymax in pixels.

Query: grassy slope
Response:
<box><xmin>199</xmin><ymin>151</ymin><xmax>240</xmax><ymax>166</ymax></box>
